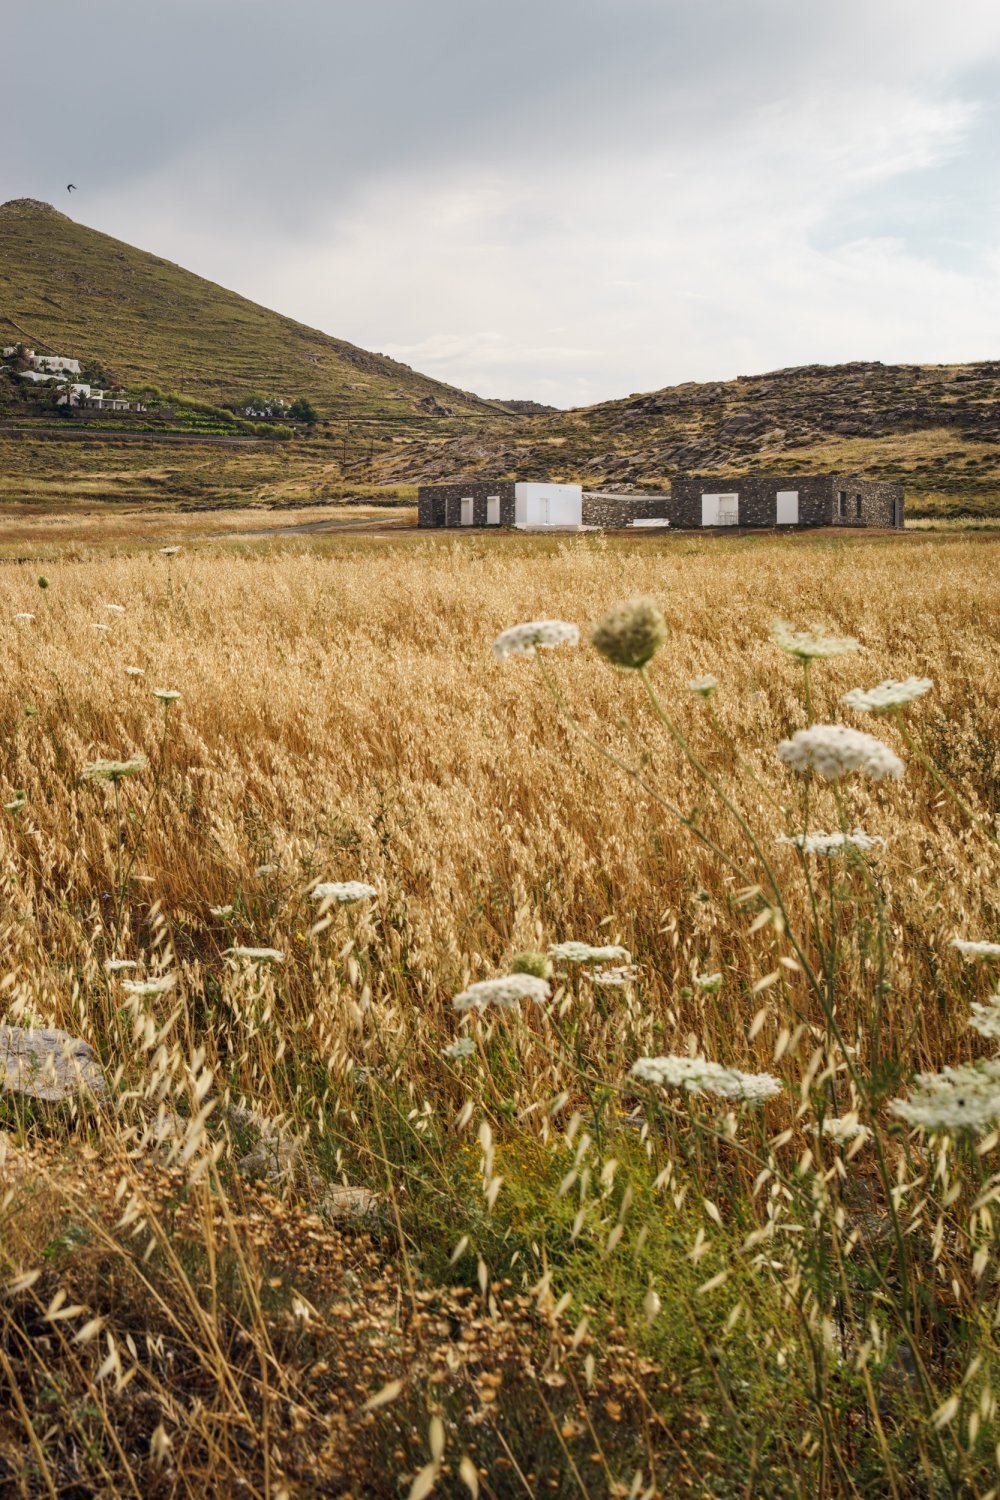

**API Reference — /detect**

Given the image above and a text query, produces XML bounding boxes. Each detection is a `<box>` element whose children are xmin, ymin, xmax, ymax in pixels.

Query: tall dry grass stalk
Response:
<box><xmin>0</xmin><ymin>530</ymin><xmax>999</xmax><ymax>1496</ymax></box>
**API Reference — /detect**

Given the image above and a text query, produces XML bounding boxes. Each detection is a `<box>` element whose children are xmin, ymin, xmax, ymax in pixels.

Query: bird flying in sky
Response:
<box><xmin>66</xmin><ymin>183</ymin><xmax>76</xmax><ymax>193</ymax></box>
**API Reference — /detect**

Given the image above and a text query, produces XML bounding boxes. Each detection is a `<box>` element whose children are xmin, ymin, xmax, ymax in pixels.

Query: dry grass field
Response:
<box><xmin>2</xmin><ymin>528</ymin><xmax>1000</xmax><ymax>1497</ymax></box>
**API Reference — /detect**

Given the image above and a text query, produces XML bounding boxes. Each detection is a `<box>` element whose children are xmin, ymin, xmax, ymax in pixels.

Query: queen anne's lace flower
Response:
<box><xmin>104</xmin><ymin>603</ymin><xmax>126</xmax><ymax>615</ymax></box>
<box><xmin>13</xmin><ymin>613</ymin><xmax>33</xmax><ymax>622</ymax></box>
<box><xmin>121</xmin><ymin>975</ymin><xmax>176</xmax><ymax>997</ymax></box>
<box><xmin>124</xmin><ymin>666</ymin><xmax>145</xmax><ymax>677</ymax></box>
<box><xmin>630</xmin><ymin>1055</ymin><xmax>782</xmax><ymax>1103</ymax></box>
<box><xmin>771</xmin><ymin>621</ymin><xmax>859</xmax><ymax>660</ymax></box>
<box><xmin>891</xmin><ymin>1060</ymin><xmax>1000</xmax><ymax>1134</ymax></box>
<box><xmin>492</xmin><ymin>620</ymin><xmax>579</xmax><ymax>661</ymax></box>
<box><xmin>693</xmin><ymin>972</ymin><xmax>722</xmax><ymax>992</ymax></box>
<box><xmin>777</xmin><ymin>828</ymin><xmax>886</xmax><ymax>856</ymax></box>
<box><xmin>777</xmin><ymin>725</ymin><xmax>904</xmax><ymax>781</ymax></box>
<box><xmin>105</xmin><ymin>958</ymin><xmax>137</xmax><ymax>973</ymax></box>
<box><xmin>451</xmin><ymin>974</ymin><xmax>551</xmax><ymax>1011</ymax></box>
<box><xmin>591</xmin><ymin>965</ymin><xmax>638</xmax><ymax>987</ymax></box>
<box><xmin>312</xmin><ymin>881</ymin><xmax>377</xmax><ymax>904</ymax></box>
<box><xmin>842</xmin><ymin>678</ymin><xmax>933</xmax><ymax>714</ymax></box>
<box><xmin>225</xmin><ymin>947</ymin><xmax>285</xmax><ymax>963</ymax></box>
<box><xmin>820</xmin><ymin>1115</ymin><xmax>871</xmax><ymax>1144</ymax></box>
<box><xmin>969</xmin><ymin>996</ymin><xmax>1000</xmax><ymax>1040</ymax></box>
<box><xmin>443</xmin><ymin>1037</ymin><xmax>477</xmax><ymax>1060</ymax></box>
<box><xmin>82</xmin><ymin>756</ymin><xmax>147</xmax><ymax>783</ymax></box>
<box><xmin>590</xmin><ymin>598</ymin><xmax>667</xmax><ymax>669</ymax></box>
<box><xmin>549</xmin><ymin>941</ymin><xmax>631</xmax><ymax>965</ymax></box>
<box><xmin>687</xmin><ymin>675</ymin><xmax>718</xmax><ymax>697</ymax></box>
<box><xmin>152</xmin><ymin>689</ymin><xmax>181</xmax><ymax>704</ymax></box>
<box><xmin>160</xmin><ymin>546</ymin><xmax>181</xmax><ymax>557</ymax></box>
<box><xmin>951</xmin><ymin>939</ymin><xmax>1000</xmax><ymax>959</ymax></box>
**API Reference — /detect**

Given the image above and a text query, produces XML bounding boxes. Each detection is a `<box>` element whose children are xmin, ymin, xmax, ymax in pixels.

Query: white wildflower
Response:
<box><xmin>492</xmin><ymin>620</ymin><xmax>579</xmax><ymax>661</ymax></box>
<box><xmin>970</xmin><ymin>997</ymin><xmax>1000</xmax><ymax>1041</ymax></box>
<box><xmin>105</xmin><ymin>958</ymin><xmax>138</xmax><ymax>973</ymax></box>
<box><xmin>225</xmin><ymin>947</ymin><xmax>285</xmax><ymax>964</ymax></box>
<box><xmin>591</xmin><ymin>965</ymin><xmax>639</xmax><ymax>988</ymax></box>
<box><xmin>842</xmin><ymin>677</ymin><xmax>932</xmax><ymax>715</ymax></box>
<box><xmin>254</xmin><ymin>863</ymin><xmax>278</xmax><ymax>877</ymax></box>
<box><xmin>777</xmin><ymin>828</ymin><xmax>886</xmax><ymax>857</ymax></box>
<box><xmin>631</xmin><ymin>1055</ymin><xmax>782</xmax><ymax>1103</ymax></box>
<box><xmin>209</xmin><ymin>904</ymin><xmax>235</xmax><ymax>917</ymax></box>
<box><xmin>3</xmin><ymin>792</ymin><xmax>26</xmax><ymax>813</ymax></box>
<box><xmin>152</xmin><ymin>689</ymin><xmax>181</xmax><ymax>704</ymax></box>
<box><xmin>90</xmin><ymin>622</ymin><xmax>111</xmax><ymax>633</ymax></box>
<box><xmin>13</xmin><ymin>612</ymin><xmax>34</xmax><ymax>622</ymax></box>
<box><xmin>104</xmin><ymin>603</ymin><xmax>126</xmax><ymax>615</ymax></box>
<box><xmin>951</xmin><ymin>939</ymin><xmax>1000</xmax><ymax>959</ymax></box>
<box><xmin>82</xmin><ymin>756</ymin><xmax>147</xmax><ymax>784</ymax></box>
<box><xmin>771</xmin><ymin>620</ymin><xmax>859</xmax><ymax>660</ymax></box>
<box><xmin>819</xmin><ymin>1115</ymin><xmax>871</xmax><ymax>1145</ymax></box>
<box><xmin>687</xmin><ymin>675</ymin><xmax>719</xmax><ymax>697</ymax></box>
<box><xmin>444</xmin><ymin>1037</ymin><xmax>477</xmax><ymax>1060</ymax></box>
<box><xmin>891</xmin><ymin>1060</ymin><xmax>1000</xmax><ymax>1134</ymax></box>
<box><xmin>124</xmin><ymin>666</ymin><xmax>145</xmax><ymax>677</ymax></box>
<box><xmin>776</xmin><ymin>725</ymin><xmax>904</xmax><ymax>781</ymax></box>
<box><xmin>451</xmin><ymin>974</ymin><xmax>551</xmax><ymax>1012</ymax></box>
<box><xmin>549</xmin><ymin>941</ymin><xmax>631</xmax><ymax>965</ymax></box>
<box><xmin>160</xmin><ymin>546</ymin><xmax>181</xmax><ymax>557</ymax></box>
<box><xmin>121</xmin><ymin>975</ymin><xmax>176</xmax><ymax>998</ymax></box>
<box><xmin>694</xmin><ymin>972</ymin><xmax>722</xmax><ymax>992</ymax></box>
<box><xmin>312</xmin><ymin>881</ymin><xmax>378</xmax><ymax>904</ymax></box>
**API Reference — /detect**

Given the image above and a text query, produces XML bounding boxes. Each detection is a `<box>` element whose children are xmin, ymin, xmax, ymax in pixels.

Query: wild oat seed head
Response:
<box><xmin>687</xmin><ymin>675</ymin><xmax>719</xmax><ymax>697</ymax></box>
<box><xmin>312</xmin><ymin>881</ymin><xmax>378</xmax><ymax>904</ymax></box>
<box><xmin>842</xmin><ymin>677</ymin><xmax>933</xmax><ymax>714</ymax></box>
<box><xmin>630</xmin><ymin>1055</ymin><xmax>782</xmax><ymax>1103</ymax></box>
<box><xmin>952</xmin><ymin>939</ymin><xmax>1000</xmax><ymax>959</ymax></box>
<box><xmin>777</xmin><ymin>828</ymin><xmax>886</xmax><ymax>856</ymax></box>
<box><xmin>776</xmin><ymin>725</ymin><xmax>905</xmax><ymax>781</ymax></box>
<box><xmin>549</xmin><ymin>941</ymin><xmax>631</xmax><ymax>965</ymax></box>
<box><xmin>225</xmin><ymin>946</ymin><xmax>285</xmax><ymax>964</ymax></box>
<box><xmin>492</xmin><ymin>620</ymin><xmax>580</xmax><ymax>661</ymax></box>
<box><xmin>82</xmin><ymin>756</ymin><xmax>147</xmax><ymax>784</ymax></box>
<box><xmin>590</xmin><ymin>597</ymin><xmax>667</xmax><ymax>669</ymax></box>
<box><xmin>771</xmin><ymin>620</ymin><xmax>860</xmax><ymax>661</ymax></box>
<box><xmin>451</xmin><ymin>974</ymin><xmax>551</xmax><ymax>1011</ymax></box>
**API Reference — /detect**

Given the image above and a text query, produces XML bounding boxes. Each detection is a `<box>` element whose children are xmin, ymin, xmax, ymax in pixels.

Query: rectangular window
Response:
<box><xmin>837</xmin><ymin>490</ymin><xmax>847</xmax><ymax>519</ymax></box>
<box><xmin>776</xmin><ymin>490</ymin><xmax>799</xmax><ymax>525</ymax></box>
<box><xmin>486</xmin><ymin>495</ymin><xmax>500</xmax><ymax>525</ymax></box>
<box><xmin>460</xmin><ymin>497</ymin><xmax>474</xmax><ymax>526</ymax></box>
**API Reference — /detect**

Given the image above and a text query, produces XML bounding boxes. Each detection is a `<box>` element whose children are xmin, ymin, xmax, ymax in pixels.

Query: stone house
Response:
<box><xmin>670</xmin><ymin>474</ymin><xmax>903</xmax><ymax>529</ymax></box>
<box><xmin>417</xmin><ymin>481</ymin><xmax>671</xmax><ymax>530</ymax></box>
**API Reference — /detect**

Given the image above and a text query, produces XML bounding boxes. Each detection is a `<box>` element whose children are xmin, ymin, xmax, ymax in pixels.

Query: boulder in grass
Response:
<box><xmin>0</xmin><ymin>1025</ymin><xmax>108</xmax><ymax>1106</ymax></box>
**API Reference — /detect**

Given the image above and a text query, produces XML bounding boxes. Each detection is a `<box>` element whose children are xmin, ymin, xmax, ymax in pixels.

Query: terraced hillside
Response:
<box><xmin>376</xmin><ymin>360</ymin><xmax>1000</xmax><ymax>519</ymax></box>
<box><xmin>0</xmin><ymin>198</ymin><xmax>504</xmax><ymax>425</ymax></box>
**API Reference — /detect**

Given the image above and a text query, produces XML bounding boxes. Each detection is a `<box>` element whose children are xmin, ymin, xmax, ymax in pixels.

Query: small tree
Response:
<box><xmin>288</xmin><ymin>396</ymin><xmax>319</xmax><ymax>426</ymax></box>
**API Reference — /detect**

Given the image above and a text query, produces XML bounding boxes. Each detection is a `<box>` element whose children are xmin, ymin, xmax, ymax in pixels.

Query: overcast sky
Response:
<box><xmin>7</xmin><ymin>0</ymin><xmax>1000</xmax><ymax>406</ymax></box>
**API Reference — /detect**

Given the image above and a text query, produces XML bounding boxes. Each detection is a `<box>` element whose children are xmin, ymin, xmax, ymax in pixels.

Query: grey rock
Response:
<box><xmin>0</xmin><ymin>1025</ymin><xmax>108</xmax><ymax>1105</ymax></box>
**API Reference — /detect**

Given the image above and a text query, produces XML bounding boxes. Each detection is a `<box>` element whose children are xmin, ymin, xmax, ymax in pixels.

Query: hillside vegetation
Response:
<box><xmin>0</xmin><ymin>199</ymin><xmax>502</xmax><ymax>424</ymax></box>
<box><xmin>376</xmin><ymin>361</ymin><xmax>1000</xmax><ymax>518</ymax></box>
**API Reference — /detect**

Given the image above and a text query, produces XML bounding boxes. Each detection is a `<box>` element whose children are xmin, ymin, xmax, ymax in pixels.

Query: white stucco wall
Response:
<box><xmin>513</xmin><ymin>482</ymin><xmax>583</xmax><ymax>528</ymax></box>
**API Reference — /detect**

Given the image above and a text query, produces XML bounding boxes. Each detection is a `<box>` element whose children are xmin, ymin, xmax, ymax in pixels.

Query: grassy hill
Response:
<box><xmin>375</xmin><ymin>359</ymin><xmax>1000</xmax><ymax>520</ymax></box>
<box><xmin>0</xmin><ymin>198</ymin><xmax>503</xmax><ymax>423</ymax></box>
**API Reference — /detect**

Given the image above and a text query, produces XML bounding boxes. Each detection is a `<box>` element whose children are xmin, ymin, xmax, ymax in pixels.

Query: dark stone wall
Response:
<box><xmin>581</xmin><ymin>493</ymin><xmax>671</xmax><ymax>527</ymax></box>
<box><xmin>417</xmin><ymin>481</ymin><xmax>516</xmax><ymax>527</ymax></box>
<box><xmin>669</xmin><ymin>475</ymin><xmax>833</xmax><ymax>528</ymax></box>
<box><xmin>829</xmin><ymin>476</ymin><xmax>903</xmax><ymax>528</ymax></box>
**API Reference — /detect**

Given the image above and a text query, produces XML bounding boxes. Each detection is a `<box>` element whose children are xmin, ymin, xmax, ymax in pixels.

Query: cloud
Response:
<box><xmin>7</xmin><ymin>0</ymin><xmax>1000</xmax><ymax>402</ymax></box>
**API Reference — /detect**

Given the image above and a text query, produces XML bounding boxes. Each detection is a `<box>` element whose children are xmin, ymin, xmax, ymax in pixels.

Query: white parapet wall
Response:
<box><xmin>513</xmin><ymin>482</ymin><xmax>583</xmax><ymax>529</ymax></box>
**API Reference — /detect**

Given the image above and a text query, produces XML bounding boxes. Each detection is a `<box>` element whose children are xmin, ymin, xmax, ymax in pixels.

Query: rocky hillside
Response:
<box><xmin>0</xmin><ymin>199</ymin><xmax>502</xmax><ymax>424</ymax></box>
<box><xmin>376</xmin><ymin>360</ymin><xmax>1000</xmax><ymax>518</ymax></box>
